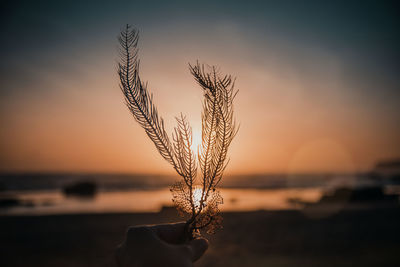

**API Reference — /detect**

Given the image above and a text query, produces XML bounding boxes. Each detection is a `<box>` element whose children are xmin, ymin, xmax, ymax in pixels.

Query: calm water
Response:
<box><xmin>0</xmin><ymin>188</ymin><xmax>323</xmax><ymax>215</ymax></box>
<box><xmin>2</xmin><ymin>172</ymin><xmax>394</xmax><ymax>215</ymax></box>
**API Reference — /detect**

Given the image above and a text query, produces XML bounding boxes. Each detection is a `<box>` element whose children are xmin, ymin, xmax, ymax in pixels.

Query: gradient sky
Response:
<box><xmin>1</xmin><ymin>0</ymin><xmax>399</xmax><ymax>174</ymax></box>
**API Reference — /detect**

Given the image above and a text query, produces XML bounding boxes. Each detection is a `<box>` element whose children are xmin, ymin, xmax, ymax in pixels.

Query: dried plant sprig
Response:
<box><xmin>172</xmin><ymin>114</ymin><xmax>197</xmax><ymax>187</ymax></box>
<box><xmin>117</xmin><ymin>25</ymin><xmax>183</xmax><ymax>177</ymax></box>
<box><xmin>117</xmin><ymin>25</ymin><xmax>238</xmax><ymax>239</ymax></box>
<box><xmin>186</xmin><ymin>62</ymin><xmax>239</xmax><ymax>234</ymax></box>
<box><xmin>190</xmin><ymin>62</ymin><xmax>238</xmax><ymax>187</ymax></box>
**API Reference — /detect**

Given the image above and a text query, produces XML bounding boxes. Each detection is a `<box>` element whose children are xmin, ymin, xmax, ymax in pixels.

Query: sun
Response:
<box><xmin>191</xmin><ymin>126</ymin><xmax>202</xmax><ymax>154</ymax></box>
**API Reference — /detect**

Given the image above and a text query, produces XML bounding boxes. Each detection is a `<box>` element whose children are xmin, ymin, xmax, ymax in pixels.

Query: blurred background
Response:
<box><xmin>1</xmin><ymin>0</ymin><xmax>399</xmax><ymax>266</ymax></box>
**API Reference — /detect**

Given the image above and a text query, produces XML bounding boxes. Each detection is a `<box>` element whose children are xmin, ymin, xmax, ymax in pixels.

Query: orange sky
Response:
<box><xmin>1</xmin><ymin>2</ymin><xmax>399</xmax><ymax>175</ymax></box>
<box><xmin>1</xmin><ymin>40</ymin><xmax>399</xmax><ymax>175</ymax></box>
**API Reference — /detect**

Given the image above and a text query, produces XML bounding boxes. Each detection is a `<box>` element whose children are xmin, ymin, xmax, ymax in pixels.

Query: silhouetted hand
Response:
<box><xmin>116</xmin><ymin>222</ymin><xmax>209</xmax><ymax>267</ymax></box>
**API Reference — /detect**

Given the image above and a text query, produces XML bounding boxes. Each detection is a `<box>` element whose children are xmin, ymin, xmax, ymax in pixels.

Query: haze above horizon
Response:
<box><xmin>1</xmin><ymin>0</ymin><xmax>399</xmax><ymax>175</ymax></box>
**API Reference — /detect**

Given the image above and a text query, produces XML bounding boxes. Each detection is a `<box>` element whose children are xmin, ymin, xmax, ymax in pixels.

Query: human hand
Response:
<box><xmin>116</xmin><ymin>222</ymin><xmax>209</xmax><ymax>267</ymax></box>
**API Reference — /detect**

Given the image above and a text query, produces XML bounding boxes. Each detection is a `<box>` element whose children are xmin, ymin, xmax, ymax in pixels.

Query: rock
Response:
<box><xmin>63</xmin><ymin>181</ymin><xmax>97</xmax><ymax>198</ymax></box>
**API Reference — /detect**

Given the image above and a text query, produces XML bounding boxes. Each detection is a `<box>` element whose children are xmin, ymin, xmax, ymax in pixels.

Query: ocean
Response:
<box><xmin>0</xmin><ymin>173</ymin><xmax>391</xmax><ymax>215</ymax></box>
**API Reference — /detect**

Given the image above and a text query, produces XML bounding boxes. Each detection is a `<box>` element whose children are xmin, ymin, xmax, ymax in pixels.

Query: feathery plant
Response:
<box><xmin>117</xmin><ymin>25</ymin><xmax>238</xmax><ymax>239</ymax></box>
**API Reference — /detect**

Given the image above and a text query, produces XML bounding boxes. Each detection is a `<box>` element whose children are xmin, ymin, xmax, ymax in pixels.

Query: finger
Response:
<box><xmin>151</xmin><ymin>222</ymin><xmax>186</xmax><ymax>244</ymax></box>
<box><xmin>187</xmin><ymin>238</ymin><xmax>209</xmax><ymax>262</ymax></box>
<box><xmin>125</xmin><ymin>226</ymin><xmax>157</xmax><ymax>246</ymax></box>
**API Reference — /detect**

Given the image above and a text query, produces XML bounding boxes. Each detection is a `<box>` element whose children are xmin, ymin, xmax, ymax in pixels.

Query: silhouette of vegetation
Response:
<box><xmin>117</xmin><ymin>25</ymin><xmax>238</xmax><ymax>238</ymax></box>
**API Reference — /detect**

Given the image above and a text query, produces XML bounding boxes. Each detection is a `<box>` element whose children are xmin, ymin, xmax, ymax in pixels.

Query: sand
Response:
<box><xmin>1</xmin><ymin>207</ymin><xmax>399</xmax><ymax>267</ymax></box>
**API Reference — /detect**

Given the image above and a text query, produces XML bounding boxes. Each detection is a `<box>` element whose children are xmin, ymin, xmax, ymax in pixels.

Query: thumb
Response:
<box><xmin>187</xmin><ymin>238</ymin><xmax>209</xmax><ymax>262</ymax></box>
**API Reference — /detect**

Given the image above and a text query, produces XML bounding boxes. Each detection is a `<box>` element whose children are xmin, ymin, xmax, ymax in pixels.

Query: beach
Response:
<box><xmin>1</xmin><ymin>206</ymin><xmax>399</xmax><ymax>267</ymax></box>
<box><xmin>2</xmin><ymin>1</ymin><xmax>400</xmax><ymax>266</ymax></box>
<box><xmin>1</xmin><ymin>172</ymin><xmax>399</xmax><ymax>266</ymax></box>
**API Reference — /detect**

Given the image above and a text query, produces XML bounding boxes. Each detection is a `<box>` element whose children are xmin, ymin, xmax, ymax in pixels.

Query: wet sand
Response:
<box><xmin>1</xmin><ymin>207</ymin><xmax>399</xmax><ymax>267</ymax></box>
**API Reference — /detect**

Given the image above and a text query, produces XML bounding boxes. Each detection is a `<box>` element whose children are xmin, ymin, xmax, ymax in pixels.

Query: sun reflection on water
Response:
<box><xmin>193</xmin><ymin>188</ymin><xmax>203</xmax><ymax>211</ymax></box>
<box><xmin>1</xmin><ymin>188</ymin><xmax>325</xmax><ymax>216</ymax></box>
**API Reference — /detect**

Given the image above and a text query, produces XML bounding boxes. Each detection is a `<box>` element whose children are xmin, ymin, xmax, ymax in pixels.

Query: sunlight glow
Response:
<box><xmin>193</xmin><ymin>187</ymin><xmax>203</xmax><ymax>211</ymax></box>
<box><xmin>191</xmin><ymin>127</ymin><xmax>202</xmax><ymax>154</ymax></box>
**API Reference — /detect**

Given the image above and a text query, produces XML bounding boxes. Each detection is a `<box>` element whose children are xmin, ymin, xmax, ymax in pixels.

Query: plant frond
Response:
<box><xmin>187</xmin><ymin>62</ymin><xmax>238</xmax><ymax>235</ymax></box>
<box><xmin>193</xmin><ymin>189</ymin><xmax>224</xmax><ymax>234</ymax></box>
<box><xmin>117</xmin><ymin>27</ymin><xmax>238</xmax><ymax>238</ymax></box>
<box><xmin>170</xmin><ymin>181</ymin><xmax>193</xmax><ymax>217</ymax></box>
<box><xmin>117</xmin><ymin>25</ymin><xmax>181</xmax><ymax>175</ymax></box>
<box><xmin>172</xmin><ymin>113</ymin><xmax>197</xmax><ymax>186</ymax></box>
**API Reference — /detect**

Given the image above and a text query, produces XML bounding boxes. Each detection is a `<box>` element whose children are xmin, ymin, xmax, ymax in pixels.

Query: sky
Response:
<box><xmin>0</xmin><ymin>0</ymin><xmax>399</xmax><ymax>175</ymax></box>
